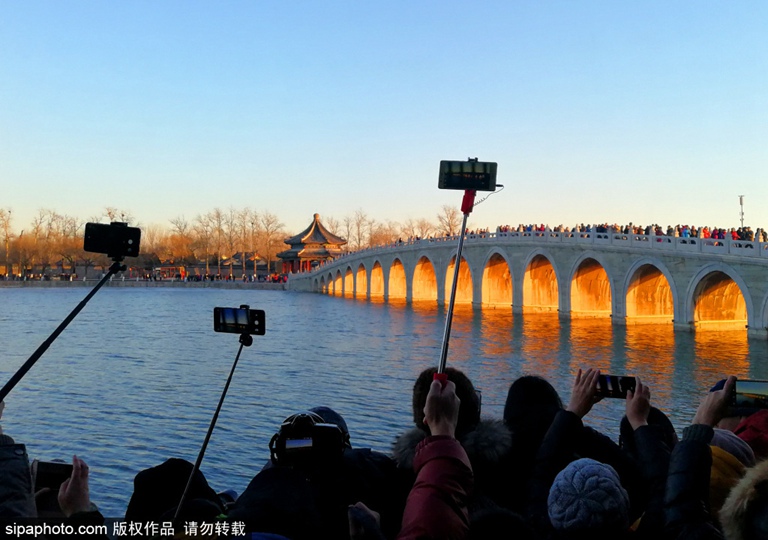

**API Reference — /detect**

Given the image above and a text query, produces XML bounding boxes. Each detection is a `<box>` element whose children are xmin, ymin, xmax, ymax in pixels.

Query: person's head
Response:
<box><xmin>412</xmin><ymin>367</ymin><xmax>480</xmax><ymax>438</ymax></box>
<box><xmin>720</xmin><ymin>458</ymin><xmax>768</xmax><ymax>540</ymax></box>
<box><xmin>503</xmin><ymin>375</ymin><xmax>563</xmax><ymax>449</ymax></box>
<box><xmin>309</xmin><ymin>406</ymin><xmax>351</xmax><ymax>449</ymax></box>
<box><xmin>547</xmin><ymin>458</ymin><xmax>630</xmax><ymax>534</ymax></box>
<box><xmin>620</xmin><ymin>406</ymin><xmax>678</xmax><ymax>456</ymax></box>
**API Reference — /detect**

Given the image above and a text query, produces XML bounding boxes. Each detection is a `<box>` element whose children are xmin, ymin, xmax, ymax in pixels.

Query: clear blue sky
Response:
<box><xmin>1</xmin><ymin>1</ymin><xmax>766</xmax><ymax>235</ymax></box>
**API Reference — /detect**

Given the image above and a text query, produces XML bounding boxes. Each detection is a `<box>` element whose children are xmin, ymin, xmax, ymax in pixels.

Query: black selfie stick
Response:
<box><xmin>435</xmin><ymin>189</ymin><xmax>476</xmax><ymax>384</ymax></box>
<box><xmin>0</xmin><ymin>259</ymin><xmax>126</xmax><ymax>403</ymax></box>
<box><xmin>174</xmin><ymin>329</ymin><xmax>253</xmax><ymax>521</ymax></box>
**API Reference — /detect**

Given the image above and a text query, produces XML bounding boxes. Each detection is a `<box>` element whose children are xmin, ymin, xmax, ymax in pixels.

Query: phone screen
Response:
<box><xmin>732</xmin><ymin>380</ymin><xmax>768</xmax><ymax>409</ymax></box>
<box><xmin>596</xmin><ymin>375</ymin><xmax>636</xmax><ymax>399</ymax></box>
<box><xmin>213</xmin><ymin>307</ymin><xmax>265</xmax><ymax>335</ymax></box>
<box><xmin>34</xmin><ymin>461</ymin><xmax>73</xmax><ymax>492</ymax></box>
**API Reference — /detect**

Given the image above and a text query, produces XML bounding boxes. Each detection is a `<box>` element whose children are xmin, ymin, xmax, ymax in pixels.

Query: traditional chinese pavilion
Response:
<box><xmin>277</xmin><ymin>213</ymin><xmax>347</xmax><ymax>273</ymax></box>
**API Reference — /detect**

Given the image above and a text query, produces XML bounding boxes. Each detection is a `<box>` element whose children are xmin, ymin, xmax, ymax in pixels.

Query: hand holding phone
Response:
<box><xmin>596</xmin><ymin>375</ymin><xmax>637</xmax><ymax>399</ymax></box>
<box><xmin>730</xmin><ymin>379</ymin><xmax>768</xmax><ymax>410</ymax></box>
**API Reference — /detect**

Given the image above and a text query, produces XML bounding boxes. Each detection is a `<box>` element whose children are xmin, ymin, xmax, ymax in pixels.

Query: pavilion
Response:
<box><xmin>277</xmin><ymin>213</ymin><xmax>347</xmax><ymax>273</ymax></box>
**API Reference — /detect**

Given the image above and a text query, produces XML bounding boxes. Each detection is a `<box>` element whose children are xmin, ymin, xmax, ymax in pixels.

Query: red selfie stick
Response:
<box><xmin>436</xmin><ymin>189</ymin><xmax>476</xmax><ymax>384</ymax></box>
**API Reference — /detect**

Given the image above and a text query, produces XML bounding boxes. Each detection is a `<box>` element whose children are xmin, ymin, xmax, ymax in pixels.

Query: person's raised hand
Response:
<box><xmin>58</xmin><ymin>455</ymin><xmax>91</xmax><ymax>517</ymax></box>
<box><xmin>626</xmin><ymin>377</ymin><xmax>651</xmax><ymax>430</ymax></box>
<box><xmin>692</xmin><ymin>375</ymin><xmax>736</xmax><ymax>427</ymax></box>
<box><xmin>566</xmin><ymin>368</ymin><xmax>601</xmax><ymax>419</ymax></box>
<box><xmin>423</xmin><ymin>379</ymin><xmax>460</xmax><ymax>438</ymax></box>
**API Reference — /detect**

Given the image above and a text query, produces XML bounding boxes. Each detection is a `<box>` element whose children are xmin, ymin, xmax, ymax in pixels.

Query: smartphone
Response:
<box><xmin>34</xmin><ymin>461</ymin><xmax>73</xmax><ymax>492</ymax></box>
<box><xmin>731</xmin><ymin>379</ymin><xmax>768</xmax><ymax>409</ymax></box>
<box><xmin>83</xmin><ymin>222</ymin><xmax>142</xmax><ymax>258</ymax></box>
<box><xmin>213</xmin><ymin>307</ymin><xmax>265</xmax><ymax>335</ymax></box>
<box><xmin>596</xmin><ymin>375</ymin><xmax>636</xmax><ymax>399</ymax></box>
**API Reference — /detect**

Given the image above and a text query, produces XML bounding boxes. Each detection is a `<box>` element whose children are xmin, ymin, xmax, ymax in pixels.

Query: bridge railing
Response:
<box><xmin>300</xmin><ymin>231</ymin><xmax>766</xmax><ymax>276</ymax></box>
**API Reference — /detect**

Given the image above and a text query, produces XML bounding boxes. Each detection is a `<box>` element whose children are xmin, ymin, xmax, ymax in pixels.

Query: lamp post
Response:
<box><xmin>17</xmin><ymin>230</ymin><xmax>24</xmax><ymax>279</ymax></box>
<box><xmin>2</xmin><ymin>209</ymin><xmax>9</xmax><ymax>279</ymax></box>
<box><xmin>739</xmin><ymin>195</ymin><xmax>745</xmax><ymax>228</ymax></box>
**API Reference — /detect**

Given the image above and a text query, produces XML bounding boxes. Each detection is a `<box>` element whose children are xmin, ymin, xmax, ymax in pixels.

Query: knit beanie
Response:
<box><xmin>547</xmin><ymin>458</ymin><xmax>630</xmax><ymax>532</ymax></box>
<box><xmin>734</xmin><ymin>410</ymin><xmax>768</xmax><ymax>460</ymax></box>
<box><xmin>711</xmin><ymin>428</ymin><xmax>756</xmax><ymax>467</ymax></box>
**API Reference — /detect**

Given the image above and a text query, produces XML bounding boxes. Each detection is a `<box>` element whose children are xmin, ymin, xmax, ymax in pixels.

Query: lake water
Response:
<box><xmin>1</xmin><ymin>287</ymin><xmax>766</xmax><ymax>516</ymax></box>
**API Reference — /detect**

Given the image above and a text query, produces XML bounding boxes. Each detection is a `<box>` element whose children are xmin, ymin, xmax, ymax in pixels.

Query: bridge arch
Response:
<box><xmin>623</xmin><ymin>258</ymin><xmax>676</xmax><ymax>324</ymax></box>
<box><xmin>334</xmin><ymin>270</ymin><xmax>343</xmax><ymax>296</ymax></box>
<box><xmin>445</xmin><ymin>254</ymin><xmax>473</xmax><ymax>305</ymax></box>
<box><xmin>412</xmin><ymin>255</ymin><xmax>438</xmax><ymax>303</ymax></box>
<box><xmin>481</xmin><ymin>250</ymin><xmax>513</xmax><ymax>307</ymax></box>
<box><xmin>343</xmin><ymin>267</ymin><xmax>354</xmax><ymax>298</ymax></box>
<box><xmin>356</xmin><ymin>263</ymin><xmax>367</xmax><ymax>299</ymax></box>
<box><xmin>522</xmin><ymin>250</ymin><xmax>560</xmax><ymax>312</ymax></box>
<box><xmin>317</xmin><ymin>276</ymin><xmax>325</xmax><ymax>293</ymax></box>
<box><xmin>389</xmin><ymin>258</ymin><xmax>407</xmax><ymax>300</ymax></box>
<box><xmin>685</xmin><ymin>263</ymin><xmax>750</xmax><ymax>331</ymax></box>
<box><xmin>370</xmin><ymin>261</ymin><xmax>385</xmax><ymax>299</ymax></box>
<box><xmin>569</xmin><ymin>253</ymin><xmax>614</xmax><ymax>318</ymax></box>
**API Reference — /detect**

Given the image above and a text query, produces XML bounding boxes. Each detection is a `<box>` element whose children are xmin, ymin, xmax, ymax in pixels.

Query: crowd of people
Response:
<box><xmin>496</xmin><ymin>223</ymin><xmax>766</xmax><ymax>243</ymax></box>
<box><xmin>2</xmin><ymin>366</ymin><xmax>768</xmax><ymax>539</ymax></box>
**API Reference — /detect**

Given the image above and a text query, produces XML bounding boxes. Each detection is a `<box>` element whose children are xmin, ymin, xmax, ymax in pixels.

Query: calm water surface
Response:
<box><xmin>1</xmin><ymin>287</ymin><xmax>766</xmax><ymax>516</ymax></box>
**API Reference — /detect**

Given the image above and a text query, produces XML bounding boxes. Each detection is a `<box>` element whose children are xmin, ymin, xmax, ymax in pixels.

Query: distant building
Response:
<box><xmin>277</xmin><ymin>213</ymin><xmax>346</xmax><ymax>273</ymax></box>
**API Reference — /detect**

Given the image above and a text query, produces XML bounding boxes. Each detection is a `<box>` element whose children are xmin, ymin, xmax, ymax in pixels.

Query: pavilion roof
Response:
<box><xmin>284</xmin><ymin>213</ymin><xmax>346</xmax><ymax>247</ymax></box>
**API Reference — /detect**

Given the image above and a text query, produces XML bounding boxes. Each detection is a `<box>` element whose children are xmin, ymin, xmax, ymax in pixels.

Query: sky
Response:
<box><xmin>1</xmin><ymin>1</ymin><xmax>766</xmax><ymax>236</ymax></box>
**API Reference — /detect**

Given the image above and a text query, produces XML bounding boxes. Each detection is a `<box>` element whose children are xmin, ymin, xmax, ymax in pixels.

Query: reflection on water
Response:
<box><xmin>0</xmin><ymin>288</ymin><xmax>766</xmax><ymax>516</ymax></box>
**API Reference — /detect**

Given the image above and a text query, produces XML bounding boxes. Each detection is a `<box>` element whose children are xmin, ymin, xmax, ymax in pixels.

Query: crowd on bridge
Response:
<box><xmin>496</xmin><ymin>223</ymin><xmax>765</xmax><ymax>243</ymax></box>
<box><xmin>2</xmin><ymin>365</ymin><xmax>768</xmax><ymax>539</ymax></box>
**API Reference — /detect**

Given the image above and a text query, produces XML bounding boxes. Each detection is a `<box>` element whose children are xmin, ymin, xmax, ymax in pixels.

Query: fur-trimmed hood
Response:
<box><xmin>719</xmin><ymin>458</ymin><xmax>768</xmax><ymax>540</ymax></box>
<box><xmin>392</xmin><ymin>418</ymin><xmax>513</xmax><ymax>471</ymax></box>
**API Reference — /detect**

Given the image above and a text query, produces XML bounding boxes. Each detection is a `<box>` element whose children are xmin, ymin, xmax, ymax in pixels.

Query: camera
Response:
<box><xmin>213</xmin><ymin>306</ymin><xmax>265</xmax><ymax>335</ymax></box>
<box><xmin>596</xmin><ymin>375</ymin><xmax>636</xmax><ymax>399</ymax></box>
<box><xmin>438</xmin><ymin>159</ymin><xmax>497</xmax><ymax>192</ymax></box>
<box><xmin>84</xmin><ymin>222</ymin><xmax>142</xmax><ymax>259</ymax></box>
<box><xmin>269</xmin><ymin>412</ymin><xmax>346</xmax><ymax>468</ymax></box>
<box><xmin>730</xmin><ymin>379</ymin><xmax>768</xmax><ymax>409</ymax></box>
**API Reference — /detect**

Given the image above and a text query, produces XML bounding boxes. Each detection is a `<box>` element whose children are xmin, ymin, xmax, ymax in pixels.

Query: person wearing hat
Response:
<box><xmin>524</xmin><ymin>368</ymin><xmax>642</xmax><ymax>535</ymax></box>
<box><xmin>393</xmin><ymin>367</ymin><xmax>512</xmax><ymax>514</ymax></box>
<box><xmin>664</xmin><ymin>376</ymin><xmax>735</xmax><ymax>539</ymax></box>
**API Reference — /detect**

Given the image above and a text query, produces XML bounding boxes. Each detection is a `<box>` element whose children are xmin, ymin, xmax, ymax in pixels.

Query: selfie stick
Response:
<box><xmin>435</xmin><ymin>189</ymin><xmax>476</xmax><ymax>384</ymax></box>
<box><xmin>0</xmin><ymin>260</ymin><xmax>126</xmax><ymax>403</ymax></box>
<box><xmin>174</xmin><ymin>330</ymin><xmax>253</xmax><ymax>521</ymax></box>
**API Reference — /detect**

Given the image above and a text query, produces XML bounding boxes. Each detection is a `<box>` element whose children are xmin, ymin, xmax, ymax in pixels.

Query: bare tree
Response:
<box><xmin>103</xmin><ymin>207</ymin><xmax>135</xmax><ymax>224</ymax></box>
<box><xmin>223</xmin><ymin>207</ymin><xmax>239</xmax><ymax>277</ymax></box>
<box><xmin>0</xmin><ymin>208</ymin><xmax>12</xmax><ymax>277</ymax></box>
<box><xmin>257</xmin><ymin>211</ymin><xmax>284</xmax><ymax>274</ymax></box>
<box><xmin>324</xmin><ymin>215</ymin><xmax>340</xmax><ymax>236</ymax></box>
<box><xmin>437</xmin><ymin>205</ymin><xmax>461</xmax><ymax>236</ymax></box>
<box><xmin>193</xmin><ymin>214</ymin><xmax>214</xmax><ymax>275</ymax></box>
<box><xmin>209</xmin><ymin>208</ymin><xmax>225</xmax><ymax>276</ymax></box>
<box><xmin>416</xmin><ymin>218</ymin><xmax>435</xmax><ymax>239</ymax></box>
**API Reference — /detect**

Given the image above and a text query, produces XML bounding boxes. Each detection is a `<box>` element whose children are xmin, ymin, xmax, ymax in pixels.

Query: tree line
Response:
<box><xmin>0</xmin><ymin>205</ymin><xmax>463</xmax><ymax>277</ymax></box>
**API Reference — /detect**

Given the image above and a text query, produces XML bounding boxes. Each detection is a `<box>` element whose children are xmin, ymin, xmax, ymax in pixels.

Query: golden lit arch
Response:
<box><xmin>571</xmin><ymin>258</ymin><xmax>611</xmax><ymax>318</ymax></box>
<box><xmin>389</xmin><ymin>259</ymin><xmax>407</xmax><ymax>300</ymax></box>
<box><xmin>413</xmin><ymin>256</ymin><xmax>438</xmax><ymax>302</ymax></box>
<box><xmin>370</xmin><ymin>261</ymin><xmax>384</xmax><ymax>298</ymax></box>
<box><xmin>482</xmin><ymin>253</ymin><xmax>512</xmax><ymax>307</ymax></box>
<box><xmin>626</xmin><ymin>264</ymin><xmax>673</xmax><ymax>324</ymax></box>
<box><xmin>356</xmin><ymin>264</ymin><xmax>367</xmax><ymax>299</ymax></box>
<box><xmin>523</xmin><ymin>254</ymin><xmax>558</xmax><ymax>312</ymax></box>
<box><xmin>333</xmin><ymin>270</ymin><xmax>343</xmax><ymax>296</ymax></box>
<box><xmin>343</xmin><ymin>268</ymin><xmax>354</xmax><ymax>298</ymax></box>
<box><xmin>445</xmin><ymin>255</ymin><xmax>473</xmax><ymax>304</ymax></box>
<box><xmin>693</xmin><ymin>271</ymin><xmax>747</xmax><ymax>330</ymax></box>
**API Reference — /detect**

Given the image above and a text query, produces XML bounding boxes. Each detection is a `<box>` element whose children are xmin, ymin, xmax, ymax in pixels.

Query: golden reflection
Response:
<box><xmin>692</xmin><ymin>330</ymin><xmax>750</xmax><ymax>388</ymax></box>
<box><xmin>519</xmin><ymin>312</ymin><xmax>563</xmax><ymax>381</ymax></box>
<box><xmin>478</xmin><ymin>309</ymin><xmax>515</xmax><ymax>359</ymax></box>
<box><xmin>625</xmin><ymin>325</ymin><xmax>676</xmax><ymax>406</ymax></box>
<box><xmin>568</xmin><ymin>318</ymin><xmax>614</xmax><ymax>373</ymax></box>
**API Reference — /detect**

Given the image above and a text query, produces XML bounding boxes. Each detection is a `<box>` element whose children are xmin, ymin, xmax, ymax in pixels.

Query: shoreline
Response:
<box><xmin>0</xmin><ymin>280</ymin><xmax>288</xmax><ymax>290</ymax></box>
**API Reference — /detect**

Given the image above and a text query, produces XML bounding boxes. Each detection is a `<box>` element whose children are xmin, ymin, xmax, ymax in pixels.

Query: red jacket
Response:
<box><xmin>397</xmin><ymin>436</ymin><xmax>473</xmax><ymax>540</ymax></box>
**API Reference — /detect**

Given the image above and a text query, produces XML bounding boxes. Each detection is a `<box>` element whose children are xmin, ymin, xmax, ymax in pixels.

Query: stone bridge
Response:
<box><xmin>287</xmin><ymin>231</ymin><xmax>768</xmax><ymax>339</ymax></box>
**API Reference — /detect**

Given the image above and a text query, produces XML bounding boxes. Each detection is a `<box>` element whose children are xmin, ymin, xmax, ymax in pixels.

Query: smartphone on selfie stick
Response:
<box><xmin>0</xmin><ymin>222</ymin><xmax>141</xmax><ymax>403</ymax></box>
<box><xmin>174</xmin><ymin>306</ymin><xmax>265</xmax><ymax>520</ymax></box>
<box><xmin>435</xmin><ymin>159</ymin><xmax>498</xmax><ymax>384</ymax></box>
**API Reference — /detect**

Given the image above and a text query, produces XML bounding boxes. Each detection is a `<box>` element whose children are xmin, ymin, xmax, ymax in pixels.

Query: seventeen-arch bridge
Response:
<box><xmin>287</xmin><ymin>231</ymin><xmax>768</xmax><ymax>339</ymax></box>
